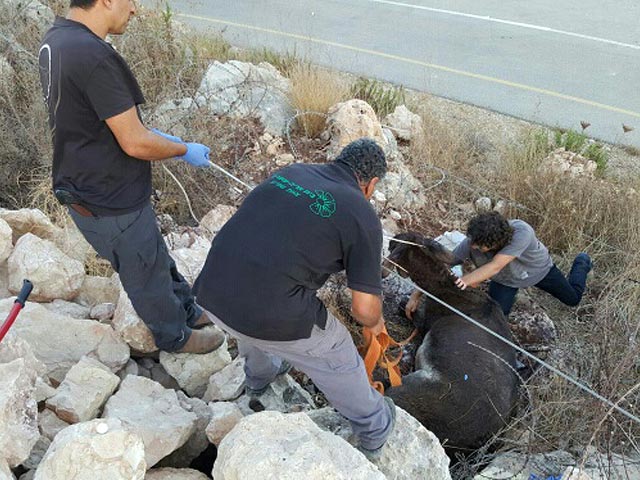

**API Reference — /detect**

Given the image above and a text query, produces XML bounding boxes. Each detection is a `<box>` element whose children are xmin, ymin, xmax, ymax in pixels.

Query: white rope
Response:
<box><xmin>161</xmin><ymin>164</ymin><xmax>199</xmax><ymax>224</ymax></box>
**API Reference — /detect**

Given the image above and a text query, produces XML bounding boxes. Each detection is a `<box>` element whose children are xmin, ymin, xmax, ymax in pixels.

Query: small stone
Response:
<box><xmin>90</xmin><ymin>302</ymin><xmax>116</xmax><ymax>322</ymax></box>
<box><xmin>205</xmin><ymin>401</ymin><xmax>244</xmax><ymax>446</ymax></box>
<box><xmin>474</xmin><ymin>197</ymin><xmax>492</xmax><ymax>213</ymax></box>
<box><xmin>203</xmin><ymin>356</ymin><xmax>246</xmax><ymax>402</ymax></box>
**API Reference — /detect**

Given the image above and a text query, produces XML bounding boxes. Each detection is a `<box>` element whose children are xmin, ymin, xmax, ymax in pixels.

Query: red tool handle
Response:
<box><xmin>0</xmin><ymin>280</ymin><xmax>33</xmax><ymax>343</ymax></box>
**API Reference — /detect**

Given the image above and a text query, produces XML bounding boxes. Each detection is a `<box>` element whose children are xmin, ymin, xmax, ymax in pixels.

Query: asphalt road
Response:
<box><xmin>152</xmin><ymin>0</ymin><xmax>640</xmax><ymax>148</ymax></box>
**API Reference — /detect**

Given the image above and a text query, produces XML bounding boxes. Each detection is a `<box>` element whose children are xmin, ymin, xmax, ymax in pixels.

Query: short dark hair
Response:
<box><xmin>70</xmin><ymin>0</ymin><xmax>98</xmax><ymax>9</ymax></box>
<box><xmin>467</xmin><ymin>212</ymin><xmax>514</xmax><ymax>250</ymax></box>
<box><xmin>334</xmin><ymin>138</ymin><xmax>387</xmax><ymax>183</ymax></box>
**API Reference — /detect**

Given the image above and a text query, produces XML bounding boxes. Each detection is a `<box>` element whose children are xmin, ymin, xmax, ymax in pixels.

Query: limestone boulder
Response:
<box><xmin>195</xmin><ymin>60</ymin><xmax>293</xmax><ymax>136</ymax></box>
<box><xmin>199</xmin><ymin>205</ymin><xmax>236</xmax><ymax>239</ymax></box>
<box><xmin>203</xmin><ymin>356</ymin><xmax>246</xmax><ymax>402</ymax></box>
<box><xmin>0</xmin><ymin>262</ymin><xmax>10</xmax><ymax>300</ymax></box>
<box><xmin>0</xmin><ymin>299</ymin><xmax>130</xmax><ymax>383</ymax></box>
<box><xmin>0</xmin><ymin>209</ymin><xmax>58</xmax><ymax>243</ymax></box>
<box><xmin>308</xmin><ymin>406</ymin><xmax>451</xmax><ymax>480</ymax></box>
<box><xmin>0</xmin><ymin>460</ymin><xmax>13</xmax><ymax>480</ymax></box>
<box><xmin>76</xmin><ymin>275</ymin><xmax>119</xmax><ymax>307</ymax></box>
<box><xmin>235</xmin><ymin>374</ymin><xmax>316</xmax><ymax>416</ymax></box>
<box><xmin>8</xmin><ymin>234</ymin><xmax>85</xmax><ymax>302</ymax></box>
<box><xmin>383</xmin><ymin>105</ymin><xmax>423</xmax><ymax>141</ymax></box>
<box><xmin>3</xmin><ymin>0</ymin><xmax>54</xmax><ymax>30</ymax></box>
<box><xmin>51</xmin><ymin>221</ymin><xmax>93</xmax><ymax>264</ymax></box>
<box><xmin>102</xmin><ymin>376</ymin><xmax>197</xmax><ymax>468</ymax></box>
<box><xmin>34</xmin><ymin>418</ymin><xmax>146</xmax><ymax>480</ymax></box>
<box><xmin>42</xmin><ymin>299</ymin><xmax>90</xmax><ymax>319</ymax></box>
<box><xmin>46</xmin><ymin>357</ymin><xmax>120</xmax><ymax>423</ymax></box>
<box><xmin>168</xmin><ymin>236</ymin><xmax>211</xmax><ymax>285</ymax></box>
<box><xmin>145</xmin><ymin>468</ymin><xmax>209</xmax><ymax>480</ymax></box>
<box><xmin>38</xmin><ymin>409</ymin><xmax>70</xmax><ymax>441</ymax></box>
<box><xmin>89</xmin><ymin>303</ymin><xmax>116</xmax><ymax>323</ymax></box>
<box><xmin>157</xmin><ymin>393</ymin><xmax>212</xmax><ymax>468</ymax></box>
<box><xmin>541</xmin><ymin>148</ymin><xmax>597</xmax><ymax>178</ymax></box>
<box><xmin>0</xmin><ymin>359</ymin><xmax>39</xmax><ymax>468</ymax></box>
<box><xmin>325</xmin><ymin>99</ymin><xmax>389</xmax><ymax>160</ymax></box>
<box><xmin>0</xmin><ymin>334</ymin><xmax>46</xmax><ymax>379</ymax></box>
<box><xmin>205</xmin><ymin>402</ymin><xmax>244</xmax><ymax>446</ymax></box>
<box><xmin>159</xmin><ymin>337</ymin><xmax>231</xmax><ymax>397</ymax></box>
<box><xmin>0</xmin><ymin>218</ymin><xmax>11</xmax><ymax>264</ymax></box>
<box><xmin>112</xmin><ymin>287</ymin><xmax>157</xmax><ymax>353</ymax></box>
<box><xmin>379</xmin><ymin>158</ymin><xmax>426</xmax><ymax>212</ymax></box>
<box><xmin>22</xmin><ymin>436</ymin><xmax>50</xmax><ymax>470</ymax></box>
<box><xmin>213</xmin><ymin>411</ymin><xmax>385</xmax><ymax>480</ymax></box>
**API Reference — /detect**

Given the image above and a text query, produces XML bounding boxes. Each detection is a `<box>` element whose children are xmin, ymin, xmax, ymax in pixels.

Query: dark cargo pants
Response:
<box><xmin>69</xmin><ymin>203</ymin><xmax>202</xmax><ymax>351</ymax></box>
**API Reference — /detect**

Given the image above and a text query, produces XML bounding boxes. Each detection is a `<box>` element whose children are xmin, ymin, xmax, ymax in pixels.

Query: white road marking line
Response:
<box><xmin>366</xmin><ymin>0</ymin><xmax>640</xmax><ymax>50</ymax></box>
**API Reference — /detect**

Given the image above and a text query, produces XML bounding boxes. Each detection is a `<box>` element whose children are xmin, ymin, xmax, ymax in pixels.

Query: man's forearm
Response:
<box><xmin>126</xmin><ymin>130</ymin><xmax>187</xmax><ymax>161</ymax></box>
<box><xmin>461</xmin><ymin>262</ymin><xmax>502</xmax><ymax>287</ymax></box>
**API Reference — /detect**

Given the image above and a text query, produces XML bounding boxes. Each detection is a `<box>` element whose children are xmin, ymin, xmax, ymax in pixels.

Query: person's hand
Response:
<box><xmin>368</xmin><ymin>317</ymin><xmax>386</xmax><ymax>337</ymax></box>
<box><xmin>151</xmin><ymin>128</ymin><xmax>183</xmax><ymax>144</ymax></box>
<box><xmin>405</xmin><ymin>293</ymin><xmax>421</xmax><ymax>319</ymax></box>
<box><xmin>181</xmin><ymin>143</ymin><xmax>211</xmax><ymax>168</ymax></box>
<box><xmin>455</xmin><ymin>278</ymin><xmax>468</xmax><ymax>290</ymax></box>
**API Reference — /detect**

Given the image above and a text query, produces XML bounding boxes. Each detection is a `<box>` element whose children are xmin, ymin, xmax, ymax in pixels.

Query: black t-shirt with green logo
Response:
<box><xmin>39</xmin><ymin>17</ymin><xmax>149</xmax><ymax>216</ymax></box>
<box><xmin>193</xmin><ymin>162</ymin><xmax>383</xmax><ymax>341</ymax></box>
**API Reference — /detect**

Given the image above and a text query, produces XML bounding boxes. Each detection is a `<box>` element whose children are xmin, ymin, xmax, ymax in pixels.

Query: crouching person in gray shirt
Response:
<box><xmin>451</xmin><ymin>212</ymin><xmax>592</xmax><ymax>315</ymax></box>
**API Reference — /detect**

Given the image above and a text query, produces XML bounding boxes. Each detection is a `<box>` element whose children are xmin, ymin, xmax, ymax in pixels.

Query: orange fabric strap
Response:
<box><xmin>360</xmin><ymin>325</ymin><xmax>417</xmax><ymax>394</ymax></box>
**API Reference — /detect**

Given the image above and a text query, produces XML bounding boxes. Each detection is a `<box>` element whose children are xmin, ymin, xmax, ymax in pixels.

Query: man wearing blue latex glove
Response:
<box><xmin>152</xmin><ymin>129</ymin><xmax>210</xmax><ymax>168</ymax></box>
<box><xmin>38</xmin><ymin>0</ymin><xmax>224</xmax><ymax>355</ymax></box>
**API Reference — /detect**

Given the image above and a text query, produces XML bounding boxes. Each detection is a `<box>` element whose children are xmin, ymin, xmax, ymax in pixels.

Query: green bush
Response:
<box><xmin>350</xmin><ymin>77</ymin><xmax>405</xmax><ymax>118</ymax></box>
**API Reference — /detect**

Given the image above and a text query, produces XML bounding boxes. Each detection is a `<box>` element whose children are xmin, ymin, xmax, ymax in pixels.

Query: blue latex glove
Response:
<box><xmin>152</xmin><ymin>128</ymin><xmax>183</xmax><ymax>144</ymax></box>
<box><xmin>181</xmin><ymin>143</ymin><xmax>210</xmax><ymax>168</ymax></box>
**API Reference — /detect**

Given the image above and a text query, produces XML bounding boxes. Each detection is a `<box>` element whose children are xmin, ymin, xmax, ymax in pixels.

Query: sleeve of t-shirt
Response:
<box><xmin>452</xmin><ymin>237</ymin><xmax>471</xmax><ymax>265</ymax></box>
<box><xmin>85</xmin><ymin>54</ymin><xmax>137</xmax><ymax>121</ymax></box>
<box><xmin>498</xmin><ymin>223</ymin><xmax>532</xmax><ymax>258</ymax></box>
<box><xmin>344</xmin><ymin>221</ymin><xmax>383</xmax><ymax>295</ymax></box>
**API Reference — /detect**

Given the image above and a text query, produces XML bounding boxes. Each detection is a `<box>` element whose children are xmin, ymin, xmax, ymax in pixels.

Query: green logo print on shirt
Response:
<box><xmin>270</xmin><ymin>174</ymin><xmax>337</xmax><ymax>218</ymax></box>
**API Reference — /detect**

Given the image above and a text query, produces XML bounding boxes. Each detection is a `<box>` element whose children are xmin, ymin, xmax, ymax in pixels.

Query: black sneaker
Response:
<box><xmin>244</xmin><ymin>360</ymin><xmax>293</xmax><ymax>397</ymax></box>
<box><xmin>358</xmin><ymin>396</ymin><xmax>397</xmax><ymax>462</ymax></box>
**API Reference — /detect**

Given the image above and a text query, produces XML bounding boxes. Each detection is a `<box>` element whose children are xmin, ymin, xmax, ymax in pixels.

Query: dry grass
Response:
<box><xmin>288</xmin><ymin>63</ymin><xmax>350</xmax><ymax>137</ymax></box>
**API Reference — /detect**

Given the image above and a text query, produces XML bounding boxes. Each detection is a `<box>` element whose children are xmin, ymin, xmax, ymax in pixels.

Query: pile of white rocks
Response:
<box><xmin>0</xmin><ymin>206</ymin><xmax>451</xmax><ymax>479</ymax></box>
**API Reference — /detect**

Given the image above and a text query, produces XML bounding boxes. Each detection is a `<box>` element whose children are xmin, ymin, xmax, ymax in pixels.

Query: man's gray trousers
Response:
<box><xmin>209</xmin><ymin>311</ymin><xmax>393</xmax><ymax>450</ymax></box>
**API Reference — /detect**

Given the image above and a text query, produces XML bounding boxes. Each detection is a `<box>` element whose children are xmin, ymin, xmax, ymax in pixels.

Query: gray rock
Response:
<box><xmin>76</xmin><ymin>276</ymin><xmax>119</xmax><ymax>308</ymax></box>
<box><xmin>89</xmin><ymin>302</ymin><xmax>116</xmax><ymax>323</ymax></box>
<box><xmin>102</xmin><ymin>376</ymin><xmax>197</xmax><ymax>468</ymax></box>
<box><xmin>474</xmin><ymin>196</ymin><xmax>493</xmax><ymax>213</ymax></box>
<box><xmin>379</xmin><ymin>158</ymin><xmax>426</xmax><ymax>212</ymax></box>
<box><xmin>150</xmin><ymin>362</ymin><xmax>181</xmax><ymax>390</ymax></box>
<box><xmin>168</xmin><ymin>236</ymin><xmax>211</xmax><ymax>286</ymax></box>
<box><xmin>308</xmin><ymin>406</ymin><xmax>451</xmax><ymax>480</ymax></box>
<box><xmin>195</xmin><ymin>60</ymin><xmax>293</xmax><ymax>136</ymax></box>
<box><xmin>383</xmin><ymin>105</ymin><xmax>423</xmax><ymax>141</ymax></box>
<box><xmin>116</xmin><ymin>359</ymin><xmax>139</xmax><ymax>381</ymax></box>
<box><xmin>235</xmin><ymin>374</ymin><xmax>316</xmax><ymax>415</ymax></box>
<box><xmin>0</xmin><ymin>359</ymin><xmax>39</xmax><ymax>468</ymax></box>
<box><xmin>46</xmin><ymin>356</ymin><xmax>120</xmax><ymax>423</ymax></box>
<box><xmin>0</xmin><ymin>209</ymin><xmax>58</xmax><ymax>243</ymax></box>
<box><xmin>213</xmin><ymin>411</ymin><xmax>385</xmax><ymax>480</ymax></box>
<box><xmin>0</xmin><ymin>218</ymin><xmax>11</xmax><ymax>264</ymax></box>
<box><xmin>157</xmin><ymin>392</ymin><xmax>212</xmax><ymax>468</ymax></box>
<box><xmin>159</xmin><ymin>337</ymin><xmax>231</xmax><ymax>397</ymax></box>
<box><xmin>145</xmin><ymin>468</ymin><xmax>209</xmax><ymax>480</ymax></box>
<box><xmin>34</xmin><ymin>418</ymin><xmax>146</xmax><ymax>480</ymax></box>
<box><xmin>205</xmin><ymin>401</ymin><xmax>244</xmax><ymax>446</ymax></box>
<box><xmin>112</xmin><ymin>287</ymin><xmax>157</xmax><ymax>353</ymax></box>
<box><xmin>0</xmin><ymin>299</ymin><xmax>130</xmax><ymax>383</ymax></box>
<box><xmin>203</xmin><ymin>356</ymin><xmax>246</xmax><ymax>402</ymax></box>
<box><xmin>42</xmin><ymin>299</ymin><xmax>90</xmax><ymax>319</ymax></box>
<box><xmin>22</xmin><ymin>435</ymin><xmax>50</xmax><ymax>470</ymax></box>
<box><xmin>8</xmin><ymin>234</ymin><xmax>85</xmax><ymax>302</ymax></box>
<box><xmin>38</xmin><ymin>409</ymin><xmax>70</xmax><ymax>441</ymax></box>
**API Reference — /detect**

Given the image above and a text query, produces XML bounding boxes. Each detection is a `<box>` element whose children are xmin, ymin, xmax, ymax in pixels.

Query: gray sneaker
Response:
<box><xmin>358</xmin><ymin>396</ymin><xmax>397</xmax><ymax>462</ymax></box>
<box><xmin>244</xmin><ymin>360</ymin><xmax>293</xmax><ymax>397</ymax></box>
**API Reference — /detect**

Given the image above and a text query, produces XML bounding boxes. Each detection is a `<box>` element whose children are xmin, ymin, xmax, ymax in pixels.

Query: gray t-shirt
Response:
<box><xmin>453</xmin><ymin>220</ymin><xmax>553</xmax><ymax>288</ymax></box>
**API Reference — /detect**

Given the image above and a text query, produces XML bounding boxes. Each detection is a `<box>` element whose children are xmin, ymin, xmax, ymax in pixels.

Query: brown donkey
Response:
<box><xmin>384</xmin><ymin>232</ymin><xmax>519</xmax><ymax>457</ymax></box>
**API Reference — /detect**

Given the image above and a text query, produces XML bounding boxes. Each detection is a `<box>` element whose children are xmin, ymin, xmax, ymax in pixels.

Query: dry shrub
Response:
<box><xmin>288</xmin><ymin>63</ymin><xmax>349</xmax><ymax>137</ymax></box>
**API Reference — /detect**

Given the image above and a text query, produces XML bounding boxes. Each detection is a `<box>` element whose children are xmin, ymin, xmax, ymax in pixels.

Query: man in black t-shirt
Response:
<box><xmin>38</xmin><ymin>0</ymin><xmax>224</xmax><ymax>353</ymax></box>
<box><xmin>193</xmin><ymin>138</ymin><xmax>397</xmax><ymax>460</ymax></box>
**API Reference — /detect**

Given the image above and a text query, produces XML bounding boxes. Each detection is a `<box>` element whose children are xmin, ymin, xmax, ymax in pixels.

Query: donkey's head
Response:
<box><xmin>384</xmin><ymin>232</ymin><xmax>457</xmax><ymax>290</ymax></box>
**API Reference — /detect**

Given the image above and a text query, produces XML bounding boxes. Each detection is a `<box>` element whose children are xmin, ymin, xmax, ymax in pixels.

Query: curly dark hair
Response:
<box><xmin>334</xmin><ymin>138</ymin><xmax>387</xmax><ymax>183</ymax></box>
<box><xmin>70</xmin><ymin>0</ymin><xmax>98</xmax><ymax>8</ymax></box>
<box><xmin>466</xmin><ymin>212</ymin><xmax>514</xmax><ymax>250</ymax></box>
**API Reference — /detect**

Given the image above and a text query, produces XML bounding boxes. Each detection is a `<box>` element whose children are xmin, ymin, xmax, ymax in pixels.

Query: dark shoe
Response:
<box><xmin>191</xmin><ymin>311</ymin><xmax>213</xmax><ymax>329</ymax></box>
<box><xmin>573</xmin><ymin>252</ymin><xmax>593</xmax><ymax>271</ymax></box>
<box><xmin>358</xmin><ymin>396</ymin><xmax>397</xmax><ymax>462</ymax></box>
<box><xmin>244</xmin><ymin>360</ymin><xmax>293</xmax><ymax>397</ymax></box>
<box><xmin>176</xmin><ymin>327</ymin><xmax>225</xmax><ymax>354</ymax></box>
